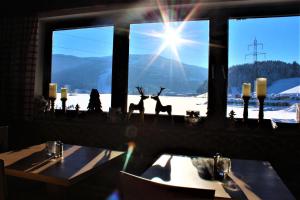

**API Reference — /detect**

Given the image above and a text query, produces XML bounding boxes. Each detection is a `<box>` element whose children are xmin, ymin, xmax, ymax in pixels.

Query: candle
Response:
<box><xmin>242</xmin><ymin>83</ymin><xmax>251</xmax><ymax>97</ymax></box>
<box><xmin>296</xmin><ymin>103</ymin><xmax>300</xmax><ymax>122</ymax></box>
<box><xmin>49</xmin><ymin>83</ymin><xmax>57</xmax><ymax>98</ymax></box>
<box><xmin>61</xmin><ymin>88</ymin><xmax>68</xmax><ymax>99</ymax></box>
<box><xmin>256</xmin><ymin>78</ymin><xmax>267</xmax><ymax>97</ymax></box>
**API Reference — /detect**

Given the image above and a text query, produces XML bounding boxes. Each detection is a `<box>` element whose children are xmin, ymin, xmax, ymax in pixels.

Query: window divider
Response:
<box><xmin>206</xmin><ymin>16</ymin><xmax>229</xmax><ymax>129</ymax></box>
<box><xmin>111</xmin><ymin>23</ymin><xmax>130</xmax><ymax>114</ymax></box>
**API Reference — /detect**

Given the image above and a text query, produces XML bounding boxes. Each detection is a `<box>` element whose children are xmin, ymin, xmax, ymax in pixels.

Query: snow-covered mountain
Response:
<box><xmin>52</xmin><ymin>54</ymin><xmax>208</xmax><ymax>95</ymax></box>
<box><xmin>268</xmin><ymin>77</ymin><xmax>300</xmax><ymax>95</ymax></box>
<box><xmin>281</xmin><ymin>85</ymin><xmax>300</xmax><ymax>95</ymax></box>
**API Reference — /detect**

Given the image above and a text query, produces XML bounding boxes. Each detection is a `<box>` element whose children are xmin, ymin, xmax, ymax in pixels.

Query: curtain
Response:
<box><xmin>0</xmin><ymin>16</ymin><xmax>38</xmax><ymax>121</ymax></box>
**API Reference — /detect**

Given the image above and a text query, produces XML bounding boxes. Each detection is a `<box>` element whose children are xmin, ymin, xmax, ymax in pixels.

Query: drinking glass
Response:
<box><xmin>46</xmin><ymin>141</ymin><xmax>57</xmax><ymax>157</ymax></box>
<box><xmin>219</xmin><ymin>157</ymin><xmax>231</xmax><ymax>177</ymax></box>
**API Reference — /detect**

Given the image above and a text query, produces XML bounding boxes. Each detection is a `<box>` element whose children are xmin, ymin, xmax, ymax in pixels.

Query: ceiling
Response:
<box><xmin>1</xmin><ymin>0</ymin><xmax>299</xmax><ymax>17</ymax></box>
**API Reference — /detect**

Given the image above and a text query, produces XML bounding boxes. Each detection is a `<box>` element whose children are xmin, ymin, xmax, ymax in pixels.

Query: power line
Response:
<box><xmin>55</xmin><ymin>33</ymin><xmax>159</xmax><ymax>52</ymax></box>
<box><xmin>245</xmin><ymin>37</ymin><xmax>266</xmax><ymax>62</ymax></box>
<box><xmin>53</xmin><ymin>45</ymin><xmax>112</xmax><ymax>57</ymax></box>
<box><xmin>56</xmin><ymin>32</ymin><xmax>114</xmax><ymax>46</ymax></box>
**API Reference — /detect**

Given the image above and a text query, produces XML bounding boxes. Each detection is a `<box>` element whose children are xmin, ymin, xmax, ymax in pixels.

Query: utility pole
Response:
<box><xmin>245</xmin><ymin>37</ymin><xmax>266</xmax><ymax>62</ymax></box>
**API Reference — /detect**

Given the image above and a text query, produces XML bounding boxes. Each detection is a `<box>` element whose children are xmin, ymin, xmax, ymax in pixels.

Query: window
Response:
<box><xmin>228</xmin><ymin>16</ymin><xmax>300</xmax><ymax>121</ymax></box>
<box><xmin>51</xmin><ymin>26</ymin><xmax>114</xmax><ymax>111</ymax></box>
<box><xmin>128</xmin><ymin>20</ymin><xmax>209</xmax><ymax>116</ymax></box>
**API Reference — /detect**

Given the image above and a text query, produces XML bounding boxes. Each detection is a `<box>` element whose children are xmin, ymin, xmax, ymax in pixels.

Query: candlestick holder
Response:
<box><xmin>61</xmin><ymin>98</ymin><xmax>67</xmax><ymax>113</ymax></box>
<box><xmin>242</xmin><ymin>96</ymin><xmax>250</xmax><ymax>123</ymax></box>
<box><xmin>49</xmin><ymin>97</ymin><xmax>56</xmax><ymax>112</ymax></box>
<box><xmin>257</xmin><ymin>96</ymin><xmax>265</xmax><ymax>125</ymax></box>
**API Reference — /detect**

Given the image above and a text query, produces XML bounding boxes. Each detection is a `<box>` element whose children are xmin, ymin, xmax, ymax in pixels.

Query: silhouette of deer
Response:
<box><xmin>127</xmin><ymin>87</ymin><xmax>149</xmax><ymax>121</ymax></box>
<box><xmin>151</xmin><ymin>87</ymin><xmax>172</xmax><ymax>116</ymax></box>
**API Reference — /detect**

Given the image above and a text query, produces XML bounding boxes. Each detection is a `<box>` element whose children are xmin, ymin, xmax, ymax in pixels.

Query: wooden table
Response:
<box><xmin>0</xmin><ymin>143</ymin><xmax>124</xmax><ymax>186</ymax></box>
<box><xmin>142</xmin><ymin>154</ymin><xmax>295</xmax><ymax>200</ymax></box>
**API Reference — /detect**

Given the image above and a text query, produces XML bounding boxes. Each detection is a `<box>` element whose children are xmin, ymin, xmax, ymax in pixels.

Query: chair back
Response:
<box><xmin>119</xmin><ymin>171</ymin><xmax>215</xmax><ymax>200</ymax></box>
<box><xmin>0</xmin><ymin>159</ymin><xmax>6</xmax><ymax>200</ymax></box>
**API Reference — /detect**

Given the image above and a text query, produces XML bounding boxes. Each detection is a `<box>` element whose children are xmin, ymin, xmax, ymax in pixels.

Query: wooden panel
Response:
<box><xmin>0</xmin><ymin>159</ymin><xmax>6</xmax><ymax>200</ymax></box>
<box><xmin>0</xmin><ymin>144</ymin><xmax>124</xmax><ymax>186</ymax></box>
<box><xmin>229</xmin><ymin>159</ymin><xmax>295</xmax><ymax>200</ymax></box>
<box><xmin>142</xmin><ymin>154</ymin><xmax>295</xmax><ymax>200</ymax></box>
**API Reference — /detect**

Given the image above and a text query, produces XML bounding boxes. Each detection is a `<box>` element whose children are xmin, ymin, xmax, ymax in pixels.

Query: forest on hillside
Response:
<box><xmin>197</xmin><ymin>61</ymin><xmax>300</xmax><ymax>94</ymax></box>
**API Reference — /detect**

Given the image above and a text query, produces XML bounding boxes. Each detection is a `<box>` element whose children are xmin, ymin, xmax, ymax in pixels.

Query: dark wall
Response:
<box><xmin>0</xmin><ymin>17</ymin><xmax>38</xmax><ymax>122</ymax></box>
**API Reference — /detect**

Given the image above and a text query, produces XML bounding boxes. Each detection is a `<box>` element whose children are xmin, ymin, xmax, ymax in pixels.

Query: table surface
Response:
<box><xmin>0</xmin><ymin>143</ymin><xmax>124</xmax><ymax>186</ymax></box>
<box><xmin>142</xmin><ymin>154</ymin><xmax>295</xmax><ymax>200</ymax></box>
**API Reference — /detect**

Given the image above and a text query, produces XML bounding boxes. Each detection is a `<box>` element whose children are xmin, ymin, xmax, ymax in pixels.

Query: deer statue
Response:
<box><xmin>151</xmin><ymin>87</ymin><xmax>172</xmax><ymax>117</ymax></box>
<box><xmin>127</xmin><ymin>87</ymin><xmax>149</xmax><ymax>122</ymax></box>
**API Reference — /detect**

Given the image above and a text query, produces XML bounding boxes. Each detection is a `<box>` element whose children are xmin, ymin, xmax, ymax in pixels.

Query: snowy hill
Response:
<box><xmin>281</xmin><ymin>85</ymin><xmax>300</xmax><ymax>95</ymax></box>
<box><xmin>228</xmin><ymin>61</ymin><xmax>300</xmax><ymax>95</ymax></box>
<box><xmin>52</xmin><ymin>54</ymin><xmax>208</xmax><ymax>95</ymax></box>
<box><xmin>268</xmin><ymin>77</ymin><xmax>300</xmax><ymax>95</ymax></box>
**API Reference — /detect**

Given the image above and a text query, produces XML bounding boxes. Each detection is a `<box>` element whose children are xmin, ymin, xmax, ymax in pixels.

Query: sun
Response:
<box><xmin>139</xmin><ymin>0</ymin><xmax>201</xmax><ymax>66</ymax></box>
<box><xmin>163</xmin><ymin>26</ymin><xmax>182</xmax><ymax>47</ymax></box>
<box><xmin>146</xmin><ymin>23</ymin><xmax>191</xmax><ymax>63</ymax></box>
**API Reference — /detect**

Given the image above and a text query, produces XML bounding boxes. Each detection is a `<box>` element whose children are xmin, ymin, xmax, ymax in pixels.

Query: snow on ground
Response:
<box><xmin>128</xmin><ymin>95</ymin><xmax>208</xmax><ymax>116</ymax></box>
<box><xmin>227</xmin><ymin>105</ymin><xmax>297</xmax><ymax>120</ymax></box>
<box><xmin>55</xmin><ymin>93</ymin><xmax>297</xmax><ymax>120</ymax></box>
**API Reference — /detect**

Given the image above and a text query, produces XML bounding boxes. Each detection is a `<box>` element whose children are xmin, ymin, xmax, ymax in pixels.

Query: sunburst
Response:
<box><xmin>146</xmin><ymin>0</ymin><xmax>201</xmax><ymax>65</ymax></box>
<box><xmin>132</xmin><ymin>1</ymin><xmax>202</xmax><ymax>84</ymax></box>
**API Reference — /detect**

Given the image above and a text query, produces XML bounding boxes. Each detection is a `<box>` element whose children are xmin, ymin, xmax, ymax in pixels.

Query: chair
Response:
<box><xmin>119</xmin><ymin>171</ymin><xmax>215</xmax><ymax>200</ymax></box>
<box><xmin>0</xmin><ymin>159</ymin><xmax>6</xmax><ymax>200</ymax></box>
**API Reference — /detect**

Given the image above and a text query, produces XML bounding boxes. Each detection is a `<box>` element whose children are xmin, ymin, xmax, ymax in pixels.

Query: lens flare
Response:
<box><xmin>106</xmin><ymin>190</ymin><xmax>120</xmax><ymax>200</ymax></box>
<box><xmin>132</xmin><ymin>1</ymin><xmax>203</xmax><ymax>83</ymax></box>
<box><xmin>122</xmin><ymin>142</ymin><xmax>136</xmax><ymax>171</ymax></box>
<box><xmin>148</xmin><ymin>0</ymin><xmax>201</xmax><ymax>63</ymax></box>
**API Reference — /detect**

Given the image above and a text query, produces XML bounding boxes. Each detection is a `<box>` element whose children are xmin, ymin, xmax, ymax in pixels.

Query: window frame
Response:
<box><xmin>127</xmin><ymin>20</ymin><xmax>210</xmax><ymax>116</ymax></box>
<box><xmin>38</xmin><ymin>3</ymin><xmax>300</xmax><ymax>126</ymax></box>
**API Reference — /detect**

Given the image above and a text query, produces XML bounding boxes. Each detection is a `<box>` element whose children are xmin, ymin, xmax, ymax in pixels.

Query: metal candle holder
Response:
<box><xmin>49</xmin><ymin>97</ymin><xmax>56</xmax><ymax>112</ymax></box>
<box><xmin>242</xmin><ymin>96</ymin><xmax>250</xmax><ymax>123</ymax></box>
<box><xmin>257</xmin><ymin>96</ymin><xmax>265</xmax><ymax>125</ymax></box>
<box><xmin>61</xmin><ymin>98</ymin><xmax>67</xmax><ymax>113</ymax></box>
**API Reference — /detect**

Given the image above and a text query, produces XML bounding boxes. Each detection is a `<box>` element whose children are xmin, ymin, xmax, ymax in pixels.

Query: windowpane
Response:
<box><xmin>128</xmin><ymin>21</ymin><xmax>209</xmax><ymax>116</ymax></box>
<box><xmin>51</xmin><ymin>26</ymin><xmax>114</xmax><ymax>111</ymax></box>
<box><xmin>228</xmin><ymin>16</ymin><xmax>300</xmax><ymax>121</ymax></box>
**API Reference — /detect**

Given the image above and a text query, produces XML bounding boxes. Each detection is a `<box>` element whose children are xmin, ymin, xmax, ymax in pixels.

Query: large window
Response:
<box><xmin>227</xmin><ymin>16</ymin><xmax>300</xmax><ymax>121</ymax></box>
<box><xmin>51</xmin><ymin>26</ymin><xmax>114</xmax><ymax>111</ymax></box>
<box><xmin>128</xmin><ymin>20</ymin><xmax>209</xmax><ymax>116</ymax></box>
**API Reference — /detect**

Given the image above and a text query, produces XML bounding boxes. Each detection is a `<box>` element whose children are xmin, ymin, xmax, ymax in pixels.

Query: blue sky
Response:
<box><xmin>52</xmin><ymin>16</ymin><xmax>300</xmax><ymax>68</ymax></box>
<box><xmin>52</xmin><ymin>26</ymin><xmax>114</xmax><ymax>58</ymax></box>
<box><xmin>229</xmin><ymin>16</ymin><xmax>300</xmax><ymax>67</ymax></box>
<box><xmin>129</xmin><ymin>20</ymin><xmax>209</xmax><ymax>68</ymax></box>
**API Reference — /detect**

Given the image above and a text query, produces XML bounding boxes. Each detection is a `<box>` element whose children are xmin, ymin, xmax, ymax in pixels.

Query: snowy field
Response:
<box><xmin>55</xmin><ymin>93</ymin><xmax>298</xmax><ymax>120</ymax></box>
<box><xmin>227</xmin><ymin>105</ymin><xmax>297</xmax><ymax>121</ymax></box>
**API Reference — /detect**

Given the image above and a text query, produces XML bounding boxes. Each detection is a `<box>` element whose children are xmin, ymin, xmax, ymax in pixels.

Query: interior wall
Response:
<box><xmin>0</xmin><ymin>16</ymin><xmax>38</xmax><ymax>122</ymax></box>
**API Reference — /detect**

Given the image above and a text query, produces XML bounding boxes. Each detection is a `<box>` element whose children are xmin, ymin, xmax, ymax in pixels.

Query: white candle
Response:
<box><xmin>256</xmin><ymin>78</ymin><xmax>267</xmax><ymax>97</ymax></box>
<box><xmin>61</xmin><ymin>88</ymin><xmax>68</xmax><ymax>99</ymax></box>
<box><xmin>49</xmin><ymin>83</ymin><xmax>57</xmax><ymax>98</ymax></box>
<box><xmin>296</xmin><ymin>103</ymin><xmax>300</xmax><ymax>122</ymax></box>
<box><xmin>242</xmin><ymin>83</ymin><xmax>251</xmax><ymax>97</ymax></box>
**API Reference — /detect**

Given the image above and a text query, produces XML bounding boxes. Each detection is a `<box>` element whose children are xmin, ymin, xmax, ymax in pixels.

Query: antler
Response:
<box><xmin>140</xmin><ymin>87</ymin><xmax>145</xmax><ymax>95</ymax></box>
<box><xmin>136</xmin><ymin>86</ymin><xmax>144</xmax><ymax>95</ymax></box>
<box><xmin>136</xmin><ymin>86</ymin><xmax>141</xmax><ymax>94</ymax></box>
<box><xmin>157</xmin><ymin>87</ymin><xmax>165</xmax><ymax>96</ymax></box>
